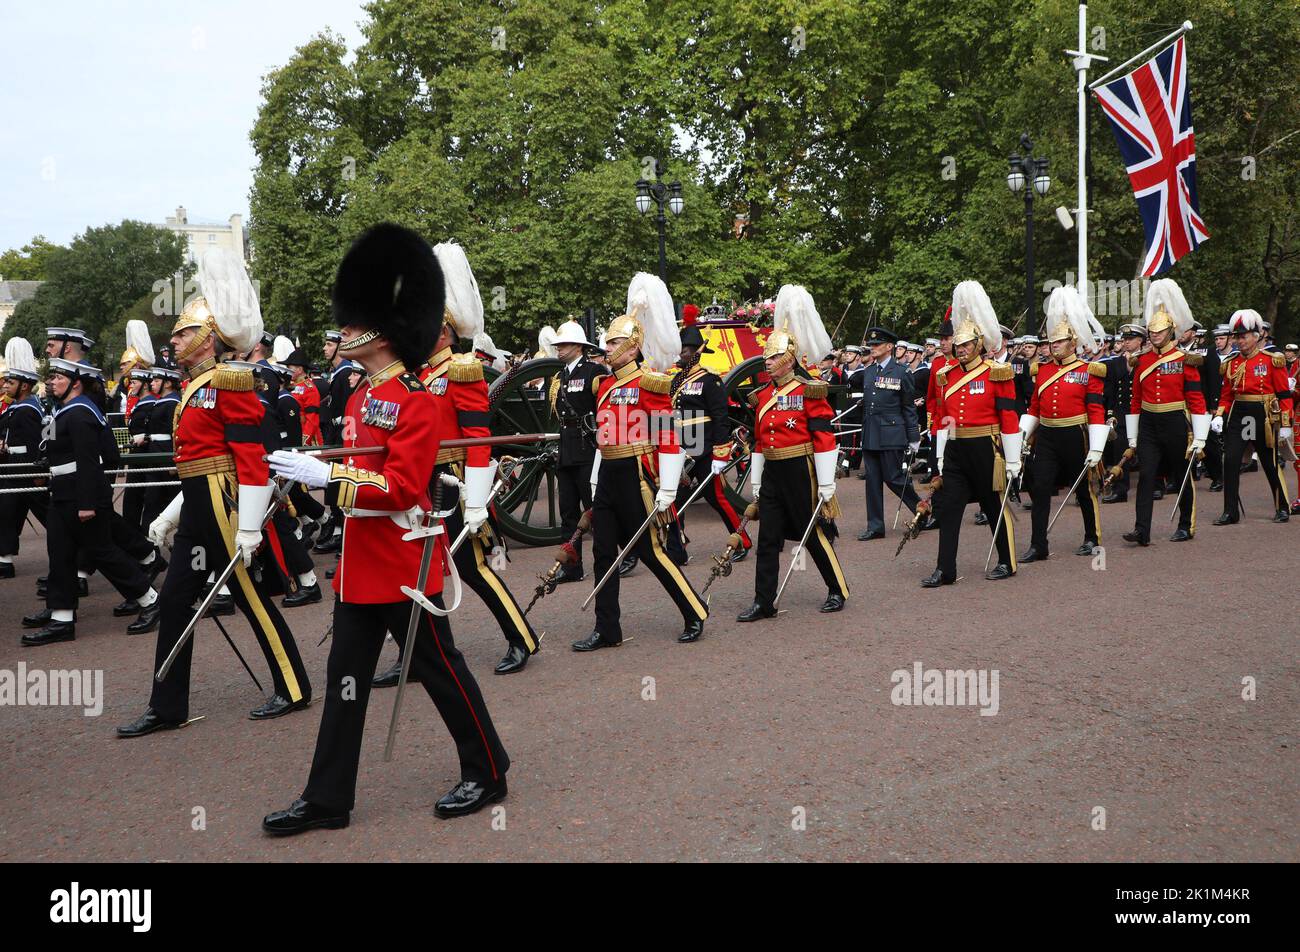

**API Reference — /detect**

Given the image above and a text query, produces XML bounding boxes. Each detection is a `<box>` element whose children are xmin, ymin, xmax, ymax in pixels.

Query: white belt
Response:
<box><xmin>148</xmin><ymin>434</ymin><xmax>172</xmax><ymax>442</ymax></box>
<box><xmin>279</xmin><ymin>432</ymin><xmax>288</xmax><ymax>439</ymax></box>
<box><xmin>6</xmin><ymin>446</ymin><xmax>27</xmax><ymax>455</ymax></box>
<box><xmin>345</xmin><ymin>505</ymin><xmax>443</xmax><ymax>534</ymax></box>
<box><xmin>49</xmin><ymin>461</ymin><xmax>78</xmax><ymax>476</ymax></box>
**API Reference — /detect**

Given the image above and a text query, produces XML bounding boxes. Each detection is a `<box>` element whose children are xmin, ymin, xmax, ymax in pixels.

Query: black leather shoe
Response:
<box><xmin>554</xmin><ymin>565</ymin><xmax>585</xmax><ymax>584</ymax></box>
<box><xmin>204</xmin><ymin>594</ymin><xmax>235</xmax><ymax>617</ymax></box>
<box><xmin>973</xmin><ymin>511</ymin><xmax>988</xmax><ymax>526</ymax></box>
<box><xmin>1122</xmin><ymin>531</ymin><xmax>1150</xmax><ymax>546</ymax></box>
<box><xmin>372</xmin><ymin>658</ymin><xmax>402</xmax><ymax>687</ymax></box>
<box><xmin>729</xmin><ymin>546</ymin><xmax>750</xmax><ymax>563</ymax></box>
<box><xmin>572</xmin><ymin>630</ymin><xmax>620</xmax><ymax>651</ymax></box>
<box><xmin>249</xmin><ymin>693</ymin><xmax>312</xmax><ymax>720</ymax></box>
<box><xmin>1075</xmin><ymin>540</ymin><xmax>1098</xmax><ymax>557</ymax></box>
<box><xmin>282</xmin><ymin>582</ymin><xmax>322</xmax><ymax>608</ymax></box>
<box><xmin>1169</xmin><ymin>528</ymin><xmax>1193</xmax><ymax>542</ymax></box>
<box><xmin>1240</xmin><ymin>460</ymin><xmax>1258</xmax><ymax>473</ymax></box>
<box><xmin>435</xmin><ymin>778</ymin><xmax>507</xmax><ymax>819</ymax></box>
<box><xmin>1209</xmin><ymin>480</ymin><xmax>1223</xmax><ymax>492</ymax></box>
<box><xmin>22</xmin><ymin>607</ymin><xmax>52</xmax><ymax>628</ymax></box>
<box><xmin>325</xmin><ymin>565</ymin><xmax>337</xmax><ymax>580</ymax></box>
<box><xmin>145</xmin><ymin>553</ymin><xmax>168</xmax><ymax>584</ymax></box>
<box><xmin>736</xmin><ymin>601</ymin><xmax>776</xmax><ymax>623</ymax></box>
<box><xmin>617</xmin><ymin>555</ymin><xmax>638</xmax><ymax>577</ymax></box>
<box><xmin>920</xmin><ymin>569</ymin><xmax>954</xmax><ymax>588</ymax></box>
<box><xmin>921</xmin><ymin>514</ymin><xmax>939</xmax><ymax>531</ymax></box>
<box><xmin>495</xmin><ymin>644</ymin><xmax>530</xmax><ymax>674</ymax></box>
<box><xmin>126</xmin><ymin>603</ymin><xmax>161</xmax><ymax>634</ymax></box>
<box><xmin>985</xmin><ymin>563</ymin><xmax>1015</xmax><ymax>581</ymax></box>
<box><xmin>21</xmin><ymin>621</ymin><xmax>75</xmax><ymax>646</ymax></box>
<box><xmin>262</xmin><ymin>798</ymin><xmax>349</xmax><ymax>836</ymax></box>
<box><xmin>116</xmin><ymin>708</ymin><xmax>186</xmax><ymax>738</ymax></box>
<box><xmin>1213</xmin><ymin>512</ymin><xmax>1238</xmax><ymax>526</ymax></box>
<box><xmin>1102</xmin><ymin>490</ymin><xmax>1127</xmax><ymax>504</ymax></box>
<box><xmin>857</xmin><ymin>529</ymin><xmax>885</xmax><ymax>541</ymax></box>
<box><xmin>819</xmin><ymin>592</ymin><xmax>846</xmax><ymax>613</ymax></box>
<box><xmin>112</xmin><ymin>599</ymin><xmax>141</xmax><ymax>617</ymax></box>
<box><xmin>678</xmin><ymin>618</ymin><xmax>704</xmax><ymax>642</ymax></box>
<box><xmin>1152</xmin><ymin>488</ymin><xmax>1164</xmax><ymax>500</ymax></box>
<box><xmin>312</xmin><ymin>533</ymin><xmax>342</xmax><ymax>554</ymax></box>
<box><xmin>1019</xmin><ymin>546</ymin><xmax>1047</xmax><ymax>563</ymax></box>
<box><xmin>1272</xmin><ymin>509</ymin><xmax>1289</xmax><ymax>524</ymax></box>
<box><xmin>0</xmin><ymin>562</ymin><xmax>14</xmax><ymax>580</ymax></box>
<box><xmin>1291</xmin><ymin>501</ymin><xmax>1300</xmax><ymax>516</ymax></box>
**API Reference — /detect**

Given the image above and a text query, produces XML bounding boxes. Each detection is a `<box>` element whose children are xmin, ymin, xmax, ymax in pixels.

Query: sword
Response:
<box><xmin>701</xmin><ymin>502</ymin><xmax>758</xmax><ymax>596</ymax></box>
<box><xmin>984</xmin><ymin>477</ymin><xmax>1016</xmax><ymax>574</ymax></box>
<box><xmin>892</xmin><ymin>446</ymin><xmax>917</xmax><ymax>530</ymax></box>
<box><xmin>773</xmin><ymin>496</ymin><xmax>829</xmax><ymax>608</ymax></box>
<box><xmin>676</xmin><ymin>448</ymin><xmax>749</xmax><ymax>513</ymax></box>
<box><xmin>209</xmin><ymin>612</ymin><xmax>264</xmax><ymax>693</ymax></box>
<box><xmin>1045</xmin><ymin>459</ymin><xmax>1094</xmax><ymax>538</ymax></box>
<box><xmin>582</xmin><ymin>505</ymin><xmax>663</xmax><ymax>611</ymax></box>
<box><xmin>525</xmin><ymin>509</ymin><xmax>594</xmax><ymax>616</ymax></box>
<box><xmin>444</xmin><ymin>454</ymin><xmax>535</xmax><ymax>557</ymax></box>
<box><xmin>1167</xmin><ymin>448</ymin><xmax>1199</xmax><ymax>523</ymax></box>
<box><xmin>156</xmin><ymin>481</ymin><xmax>288</xmax><ymax>682</ymax></box>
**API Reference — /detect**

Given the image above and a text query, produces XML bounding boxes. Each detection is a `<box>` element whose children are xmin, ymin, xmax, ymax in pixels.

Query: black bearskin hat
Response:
<box><xmin>332</xmin><ymin>223</ymin><xmax>444</xmax><ymax>371</ymax></box>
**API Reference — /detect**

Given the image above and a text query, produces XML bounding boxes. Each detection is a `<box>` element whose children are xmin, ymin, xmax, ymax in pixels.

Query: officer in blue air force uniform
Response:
<box><xmin>857</xmin><ymin>326</ymin><xmax>921</xmax><ymax>540</ymax></box>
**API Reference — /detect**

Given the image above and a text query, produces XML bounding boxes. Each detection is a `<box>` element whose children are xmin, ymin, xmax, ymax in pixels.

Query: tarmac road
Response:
<box><xmin>1</xmin><ymin>471</ymin><xmax>1295</xmax><ymax>862</ymax></box>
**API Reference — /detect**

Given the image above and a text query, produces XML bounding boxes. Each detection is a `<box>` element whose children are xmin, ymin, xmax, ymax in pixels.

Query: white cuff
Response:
<box><xmin>749</xmin><ymin>453</ymin><xmax>764</xmax><ymax>493</ymax></box>
<box><xmin>237</xmin><ymin>482</ymin><xmax>274</xmax><ymax>533</ymax></box>
<box><xmin>1190</xmin><ymin>413</ymin><xmax>1210</xmax><ymax>442</ymax></box>
<box><xmin>1019</xmin><ymin>414</ymin><xmax>1039</xmax><ymax>438</ymax></box>
<box><xmin>1126</xmin><ymin>414</ymin><xmax>1140</xmax><ymax>443</ymax></box>
<box><xmin>1088</xmin><ymin>423</ymin><xmax>1110</xmax><ymax>455</ymax></box>
<box><xmin>657</xmin><ymin>451</ymin><xmax>684</xmax><ymax>493</ymax></box>
<box><xmin>813</xmin><ymin>449</ymin><xmax>838</xmax><ymax>487</ymax></box>
<box><xmin>589</xmin><ymin>452</ymin><xmax>601</xmax><ymax>489</ymax></box>
<box><xmin>935</xmin><ymin>430</ymin><xmax>948</xmax><ymax>463</ymax></box>
<box><xmin>463</xmin><ymin>461</ymin><xmax>498</xmax><ymax>510</ymax></box>
<box><xmin>1000</xmin><ymin>431</ymin><xmax>1023</xmax><ymax>467</ymax></box>
<box><xmin>159</xmin><ymin>490</ymin><xmax>184</xmax><ymax>527</ymax></box>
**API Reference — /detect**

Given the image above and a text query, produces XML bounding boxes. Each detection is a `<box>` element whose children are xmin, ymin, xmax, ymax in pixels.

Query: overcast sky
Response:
<box><xmin>0</xmin><ymin>1</ymin><xmax>368</xmax><ymax>254</ymax></box>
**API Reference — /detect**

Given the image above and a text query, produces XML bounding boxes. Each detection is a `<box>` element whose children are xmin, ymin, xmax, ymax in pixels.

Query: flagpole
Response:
<box><xmin>1089</xmin><ymin>21</ymin><xmax>1194</xmax><ymax>91</ymax></box>
<box><xmin>1067</xmin><ymin>3</ymin><xmax>1107</xmax><ymax>303</ymax></box>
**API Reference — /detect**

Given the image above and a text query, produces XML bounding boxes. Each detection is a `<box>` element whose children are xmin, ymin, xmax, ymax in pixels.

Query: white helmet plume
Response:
<box><xmin>1046</xmin><ymin>286</ymin><xmax>1104</xmax><ymax>353</ymax></box>
<box><xmin>433</xmin><ymin>241</ymin><xmax>485</xmax><ymax>341</ymax></box>
<box><xmin>1144</xmin><ymin>278</ymin><xmax>1194</xmax><ymax>338</ymax></box>
<box><xmin>951</xmin><ymin>281</ymin><xmax>1001</xmax><ymax>353</ymax></box>
<box><xmin>626</xmin><ymin>272</ymin><xmax>680</xmax><ymax>372</ymax></box>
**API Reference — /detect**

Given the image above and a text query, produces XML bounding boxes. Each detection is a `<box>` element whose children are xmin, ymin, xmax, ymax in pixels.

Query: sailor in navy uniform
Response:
<box><xmin>856</xmin><ymin>326</ymin><xmax>921</xmax><ymax>540</ymax></box>
<box><xmin>0</xmin><ymin>338</ymin><xmax>48</xmax><ymax>580</ymax></box>
<box><xmin>549</xmin><ymin>319</ymin><xmax>605</xmax><ymax>582</ymax></box>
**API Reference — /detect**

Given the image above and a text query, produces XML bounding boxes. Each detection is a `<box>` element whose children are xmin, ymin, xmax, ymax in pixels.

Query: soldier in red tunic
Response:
<box><xmin>1018</xmin><ymin>287</ymin><xmax>1110</xmax><ymax>562</ymax></box>
<box><xmin>572</xmin><ymin>273</ymin><xmax>708</xmax><ymax>651</ymax></box>
<box><xmin>117</xmin><ymin>249</ymin><xmax>313</xmax><ymax>736</ymax></box>
<box><xmin>1212</xmin><ymin>309</ymin><xmax>1293</xmax><ymax>524</ymax></box>
<box><xmin>736</xmin><ymin>285</ymin><xmax>847</xmax><ymax>621</ymax></box>
<box><xmin>1122</xmin><ymin>279</ymin><xmax>1209</xmax><ymax>546</ymax></box>
<box><xmin>923</xmin><ymin>282</ymin><xmax>1023</xmax><ymax>587</ymax></box>
<box><xmin>263</xmin><ymin>224</ymin><xmax>508</xmax><ymax>835</ymax></box>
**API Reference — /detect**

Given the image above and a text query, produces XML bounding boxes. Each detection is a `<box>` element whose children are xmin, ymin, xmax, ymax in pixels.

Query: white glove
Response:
<box><xmin>1281</xmin><ymin>427</ymin><xmax>1293</xmax><ymax>443</ymax></box>
<box><xmin>1087</xmin><ymin>423</ymin><xmax>1109</xmax><ymax>460</ymax></box>
<box><xmin>935</xmin><ymin>429</ymin><xmax>948</xmax><ymax>472</ymax></box>
<box><xmin>1085</xmin><ymin>450</ymin><xmax>1103</xmax><ymax>466</ymax></box>
<box><xmin>1126</xmin><ymin>413</ymin><xmax>1140</xmax><ymax>449</ymax></box>
<box><xmin>749</xmin><ymin>452</ymin><xmax>764</xmax><ymax>496</ymax></box>
<box><xmin>813</xmin><ymin>449</ymin><xmax>838</xmax><ymax>503</ymax></box>
<box><xmin>589</xmin><ymin>452</ymin><xmax>601</xmax><ymax>498</ymax></box>
<box><xmin>710</xmin><ymin>458</ymin><xmax>729</xmax><ymax>476</ymax></box>
<box><xmin>131</xmin><ymin>434</ymin><xmax>146</xmax><ymax>447</ymax></box>
<box><xmin>1210</xmin><ymin>415</ymin><xmax>1224</xmax><ymax>434</ymax></box>
<box><xmin>1005</xmin><ymin>459</ymin><xmax>1023</xmax><ymax>480</ymax></box>
<box><xmin>1189</xmin><ymin>438</ymin><xmax>1206</xmax><ymax>455</ymax></box>
<box><xmin>235</xmin><ymin>529</ymin><xmax>261</xmax><ymax>567</ymax></box>
<box><xmin>1001</xmin><ymin>430</ymin><xmax>1023</xmax><ymax>474</ymax></box>
<box><xmin>655</xmin><ymin>451</ymin><xmax>684</xmax><ymax>512</ymax></box>
<box><xmin>462</xmin><ymin>463</ymin><xmax>496</xmax><ymax>533</ymax></box>
<box><xmin>908</xmin><ymin>441</ymin><xmax>921</xmax><ymax>454</ymax></box>
<box><xmin>236</xmin><ymin>482</ymin><xmax>273</xmax><ymax>566</ymax></box>
<box><xmin>147</xmin><ymin>491</ymin><xmax>184</xmax><ymax>549</ymax></box>
<box><xmin>267</xmin><ymin>450</ymin><xmax>331</xmax><ymax>489</ymax></box>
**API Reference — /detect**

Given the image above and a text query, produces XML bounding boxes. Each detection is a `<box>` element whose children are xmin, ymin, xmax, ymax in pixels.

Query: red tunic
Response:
<box><xmin>751</xmin><ymin>374</ymin><xmax>836</xmax><ymax>457</ymax></box>
<box><xmin>1217</xmin><ymin>350</ymin><xmax>1294</xmax><ymax>423</ymax></box>
<box><xmin>933</xmin><ymin>360</ymin><xmax>1019</xmax><ymax>434</ymax></box>
<box><xmin>292</xmin><ymin>379</ymin><xmax>322</xmax><ymax>445</ymax></box>
<box><xmin>173</xmin><ymin>363</ymin><xmax>269</xmax><ymax>486</ymax></box>
<box><xmin>926</xmin><ymin>354</ymin><xmax>959</xmax><ymax>435</ymax></box>
<box><xmin>325</xmin><ymin>361</ymin><xmax>443</xmax><ymax>604</ymax></box>
<box><xmin>419</xmin><ymin>347</ymin><xmax>492</xmax><ymax>467</ymax></box>
<box><xmin>1129</xmin><ymin>346</ymin><xmax>1207</xmax><ymax>415</ymax></box>
<box><xmin>595</xmin><ymin>361</ymin><xmax>679</xmax><ymax>479</ymax></box>
<box><xmin>1027</xmin><ymin>358</ymin><xmax>1106</xmax><ymax>425</ymax></box>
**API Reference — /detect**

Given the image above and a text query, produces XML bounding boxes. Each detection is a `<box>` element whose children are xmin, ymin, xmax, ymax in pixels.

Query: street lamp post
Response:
<box><xmin>635</xmin><ymin>159</ymin><xmax>684</xmax><ymax>285</ymax></box>
<box><xmin>1007</xmin><ymin>133</ymin><xmax>1051</xmax><ymax>329</ymax></box>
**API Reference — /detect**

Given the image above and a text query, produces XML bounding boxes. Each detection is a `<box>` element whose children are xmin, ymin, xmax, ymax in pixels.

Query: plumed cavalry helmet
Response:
<box><xmin>608</xmin><ymin>273</ymin><xmax>679</xmax><ymax>372</ymax></box>
<box><xmin>767</xmin><ymin>285</ymin><xmax>831</xmax><ymax>374</ymax></box>
<box><xmin>1227</xmin><ymin>309</ymin><xmax>1264</xmax><ymax>335</ymax></box>
<box><xmin>172</xmin><ymin>248</ymin><xmax>263</xmax><ymax>361</ymax></box>
<box><xmin>1143</xmin><ymin>278</ymin><xmax>1193</xmax><ymax>338</ymax></box>
<box><xmin>949</xmin><ymin>281</ymin><xmax>1000</xmax><ymax>353</ymax></box>
<box><xmin>333</xmin><ymin>223</ymin><xmax>444</xmax><ymax>372</ymax></box>
<box><xmin>1044</xmin><ymin>285</ymin><xmax>1103</xmax><ymax>352</ymax></box>
<box><xmin>119</xmin><ymin>319</ymin><xmax>154</xmax><ymax>372</ymax></box>
<box><xmin>432</xmin><ymin>241</ymin><xmax>485</xmax><ymax>344</ymax></box>
<box><xmin>3</xmin><ymin>337</ymin><xmax>40</xmax><ymax>384</ymax></box>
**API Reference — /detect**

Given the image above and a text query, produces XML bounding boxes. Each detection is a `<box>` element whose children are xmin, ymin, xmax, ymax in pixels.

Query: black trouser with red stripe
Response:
<box><xmin>1222</xmin><ymin>403</ymin><xmax>1288</xmax><ymax>515</ymax></box>
<box><xmin>303</xmin><ymin>595</ymin><xmax>509</xmax><ymax>812</ymax></box>
<box><xmin>754</xmin><ymin>456</ymin><xmax>848</xmax><ymax>607</ymax></box>
<box><xmin>932</xmin><ymin>436</ymin><xmax>1015</xmax><ymax>580</ymax></box>
<box><xmin>1134</xmin><ymin>410</ymin><xmax>1193</xmax><ymax>540</ymax></box>
<box><xmin>1026</xmin><ymin>424</ymin><xmax>1100</xmax><ymax>552</ymax></box>
<box><xmin>148</xmin><ymin>474</ymin><xmax>310</xmax><ymax>721</ymax></box>
<box><xmin>592</xmin><ymin>455</ymin><xmax>708</xmax><ymax>642</ymax></box>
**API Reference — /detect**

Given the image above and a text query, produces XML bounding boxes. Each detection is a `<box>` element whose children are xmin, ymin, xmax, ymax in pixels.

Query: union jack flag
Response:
<box><xmin>1094</xmin><ymin>36</ymin><xmax>1210</xmax><ymax>276</ymax></box>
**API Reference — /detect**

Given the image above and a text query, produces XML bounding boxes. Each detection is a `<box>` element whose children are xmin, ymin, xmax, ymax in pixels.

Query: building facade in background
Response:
<box><xmin>0</xmin><ymin>280</ymin><xmax>43</xmax><ymax>337</ymax></box>
<box><xmin>162</xmin><ymin>206</ymin><xmax>247</xmax><ymax>264</ymax></box>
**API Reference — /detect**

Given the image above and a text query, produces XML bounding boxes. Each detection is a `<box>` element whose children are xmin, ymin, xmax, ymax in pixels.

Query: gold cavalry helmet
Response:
<box><xmin>1045</xmin><ymin>317</ymin><xmax>1075</xmax><ymax>344</ymax></box>
<box><xmin>950</xmin><ymin>317</ymin><xmax>983</xmax><ymax>349</ymax></box>
<box><xmin>1146</xmin><ymin>305</ymin><xmax>1174</xmax><ymax>335</ymax></box>
<box><xmin>763</xmin><ymin>328</ymin><xmax>799</xmax><ymax>361</ymax></box>
<box><xmin>605</xmin><ymin>312</ymin><xmax>644</xmax><ymax>364</ymax></box>
<box><xmin>171</xmin><ymin>296</ymin><xmax>220</xmax><ymax>361</ymax></box>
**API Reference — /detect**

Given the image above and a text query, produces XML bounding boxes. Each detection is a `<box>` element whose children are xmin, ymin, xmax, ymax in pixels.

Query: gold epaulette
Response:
<box><xmin>641</xmin><ymin>371</ymin><xmax>672</xmax><ymax>394</ymax></box>
<box><xmin>802</xmin><ymin>379</ymin><xmax>829</xmax><ymax>399</ymax></box>
<box><xmin>591</xmin><ymin>373</ymin><xmax>608</xmax><ymax>393</ymax></box>
<box><xmin>989</xmin><ymin>364</ymin><xmax>1014</xmax><ymax>382</ymax></box>
<box><xmin>548</xmin><ymin>376</ymin><xmax>560</xmax><ymax>411</ymax></box>
<box><xmin>1030</xmin><ymin>361</ymin><xmax>1040</xmax><ymax>377</ymax></box>
<box><xmin>936</xmin><ymin>365</ymin><xmax>951</xmax><ymax>384</ymax></box>
<box><xmin>213</xmin><ymin>366</ymin><xmax>254</xmax><ymax>392</ymax></box>
<box><xmin>1183</xmin><ymin>352</ymin><xmax>1204</xmax><ymax>367</ymax></box>
<box><xmin>1127</xmin><ymin>354</ymin><xmax>1140</xmax><ymax>370</ymax></box>
<box><xmin>1088</xmin><ymin>361</ymin><xmax>1107</xmax><ymax>379</ymax></box>
<box><xmin>448</xmin><ymin>353</ymin><xmax>484</xmax><ymax>383</ymax></box>
<box><xmin>747</xmin><ymin>391</ymin><xmax>761</xmax><ymax>408</ymax></box>
<box><xmin>1271</xmin><ymin>351</ymin><xmax>1286</xmax><ymax>368</ymax></box>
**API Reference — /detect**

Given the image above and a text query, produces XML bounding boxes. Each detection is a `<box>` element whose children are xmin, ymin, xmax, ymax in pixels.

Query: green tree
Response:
<box><xmin>0</xmin><ymin>236</ymin><xmax>64</xmax><ymax>282</ymax></box>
